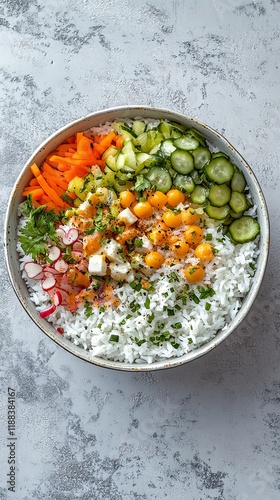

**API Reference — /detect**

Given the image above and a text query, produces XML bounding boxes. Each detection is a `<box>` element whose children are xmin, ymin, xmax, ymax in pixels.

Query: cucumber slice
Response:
<box><xmin>121</xmin><ymin>141</ymin><xmax>137</xmax><ymax>169</ymax></box>
<box><xmin>206</xmin><ymin>203</ymin><xmax>230</xmax><ymax>220</ymax></box>
<box><xmin>160</xmin><ymin>139</ymin><xmax>177</xmax><ymax>157</ymax></box>
<box><xmin>132</xmin><ymin>120</ymin><xmax>146</xmax><ymax>136</ymax></box>
<box><xmin>106</xmin><ymin>155</ymin><xmax>118</xmax><ymax>172</ymax></box>
<box><xmin>192</xmin><ymin>147</ymin><xmax>211</xmax><ymax>170</ymax></box>
<box><xmin>173</xmin><ymin>174</ymin><xmax>195</xmax><ymax>194</ymax></box>
<box><xmin>208</xmin><ymin>184</ymin><xmax>231</xmax><ymax>207</ymax></box>
<box><xmin>205</xmin><ymin>158</ymin><xmax>234</xmax><ymax>184</ymax></box>
<box><xmin>190</xmin><ymin>169</ymin><xmax>203</xmax><ymax>185</ymax></box>
<box><xmin>134</xmin><ymin>130</ymin><xmax>164</xmax><ymax>153</ymax></box>
<box><xmin>173</xmin><ymin>134</ymin><xmax>200</xmax><ymax>151</ymax></box>
<box><xmin>190</xmin><ymin>185</ymin><xmax>207</xmax><ymax>205</ymax></box>
<box><xmin>145</xmin><ymin>166</ymin><xmax>172</xmax><ymax>193</ymax></box>
<box><xmin>231</xmin><ymin>171</ymin><xmax>246</xmax><ymax>193</ymax></box>
<box><xmin>170</xmin><ymin>121</ymin><xmax>186</xmax><ymax>134</ymax></box>
<box><xmin>229</xmin><ymin>216</ymin><xmax>260</xmax><ymax>243</ymax></box>
<box><xmin>121</xmin><ymin>125</ymin><xmax>137</xmax><ymax>140</ymax></box>
<box><xmin>211</xmin><ymin>152</ymin><xmax>229</xmax><ymax>160</ymax></box>
<box><xmin>170</xmin><ymin>149</ymin><xmax>194</xmax><ymax>175</ymax></box>
<box><xmin>229</xmin><ymin>191</ymin><xmax>248</xmax><ymax>213</ymax></box>
<box><xmin>186</xmin><ymin>128</ymin><xmax>206</xmax><ymax>147</ymax></box>
<box><xmin>159</xmin><ymin>120</ymin><xmax>172</xmax><ymax>139</ymax></box>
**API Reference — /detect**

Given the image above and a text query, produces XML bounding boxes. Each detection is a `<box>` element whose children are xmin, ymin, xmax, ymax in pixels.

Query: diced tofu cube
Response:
<box><xmin>109</xmin><ymin>261</ymin><xmax>134</xmax><ymax>282</ymax></box>
<box><xmin>103</xmin><ymin>240</ymin><xmax>124</xmax><ymax>262</ymax></box>
<box><xmin>88</xmin><ymin>255</ymin><xmax>107</xmax><ymax>276</ymax></box>
<box><xmin>118</xmin><ymin>207</ymin><xmax>138</xmax><ymax>226</ymax></box>
<box><xmin>135</xmin><ymin>235</ymin><xmax>153</xmax><ymax>254</ymax></box>
<box><xmin>130</xmin><ymin>254</ymin><xmax>153</xmax><ymax>277</ymax></box>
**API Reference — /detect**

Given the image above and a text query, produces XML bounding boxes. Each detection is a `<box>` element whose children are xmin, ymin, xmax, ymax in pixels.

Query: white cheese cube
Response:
<box><xmin>118</xmin><ymin>207</ymin><xmax>138</xmax><ymax>226</ymax></box>
<box><xmin>88</xmin><ymin>255</ymin><xmax>107</xmax><ymax>276</ymax></box>
<box><xmin>135</xmin><ymin>235</ymin><xmax>153</xmax><ymax>254</ymax></box>
<box><xmin>103</xmin><ymin>240</ymin><xmax>124</xmax><ymax>262</ymax></box>
<box><xmin>109</xmin><ymin>261</ymin><xmax>134</xmax><ymax>282</ymax></box>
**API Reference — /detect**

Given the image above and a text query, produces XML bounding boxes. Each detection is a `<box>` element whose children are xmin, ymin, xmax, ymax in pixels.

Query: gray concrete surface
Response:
<box><xmin>0</xmin><ymin>1</ymin><xmax>280</xmax><ymax>499</ymax></box>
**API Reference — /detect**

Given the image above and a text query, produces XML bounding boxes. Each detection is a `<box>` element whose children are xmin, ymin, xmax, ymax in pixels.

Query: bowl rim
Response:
<box><xmin>4</xmin><ymin>105</ymin><xmax>270</xmax><ymax>371</ymax></box>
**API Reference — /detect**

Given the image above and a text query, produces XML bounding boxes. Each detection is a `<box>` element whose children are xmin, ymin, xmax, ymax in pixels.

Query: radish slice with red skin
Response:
<box><xmin>41</xmin><ymin>274</ymin><xmax>56</xmax><ymax>291</ymax></box>
<box><xmin>62</xmin><ymin>228</ymin><xmax>79</xmax><ymax>246</ymax></box>
<box><xmin>72</xmin><ymin>241</ymin><xmax>83</xmax><ymax>252</ymax></box>
<box><xmin>54</xmin><ymin>259</ymin><xmax>69</xmax><ymax>273</ymax></box>
<box><xmin>43</xmin><ymin>265</ymin><xmax>61</xmax><ymax>276</ymax></box>
<box><xmin>48</xmin><ymin>246</ymin><xmax>61</xmax><ymax>262</ymax></box>
<box><xmin>40</xmin><ymin>304</ymin><xmax>56</xmax><ymax>318</ymax></box>
<box><xmin>53</xmin><ymin>290</ymin><xmax>62</xmax><ymax>306</ymax></box>
<box><xmin>55</xmin><ymin>227</ymin><xmax>66</xmax><ymax>240</ymax></box>
<box><xmin>24</xmin><ymin>262</ymin><xmax>43</xmax><ymax>279</ymax></box>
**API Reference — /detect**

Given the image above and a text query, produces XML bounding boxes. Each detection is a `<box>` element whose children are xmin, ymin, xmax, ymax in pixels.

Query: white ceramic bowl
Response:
<box><xmin>4</xmin><ymin>106</ymin><xmax>270</xmax><ymax>371</ymax></box>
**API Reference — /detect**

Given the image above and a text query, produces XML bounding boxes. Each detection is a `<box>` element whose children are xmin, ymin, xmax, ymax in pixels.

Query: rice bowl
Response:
<box><xmin>4</xmin><ymin>106</ymin><xmax>269</xmax><ymax>371</ymax></box>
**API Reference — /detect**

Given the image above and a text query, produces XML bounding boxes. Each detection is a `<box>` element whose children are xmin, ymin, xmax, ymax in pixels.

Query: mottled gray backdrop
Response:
<box><xmin>0</xmin><ymin>1</ymin><xmax>280</xmax><ymax>499</ymax></box>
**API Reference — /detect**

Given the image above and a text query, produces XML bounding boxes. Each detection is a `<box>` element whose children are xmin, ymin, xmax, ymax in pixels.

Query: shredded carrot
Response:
<box><xmin>30</xmin><ymin>163</ymin><xmax>41</xmax><ymax>178</ymax></box>
<box><xmin>36</xmin><ymin>174</ymin><xmax>66</xmax><ymax>209</ymax></box>
<box><xmin>22</xmin><ymin>187</ymin><xmax>44</xmax><ymax>200</ymax></box>
<box><xmin>29</xmin><ymin>178</ymin><xmax>40</xmax><ymax>187</ymax></box>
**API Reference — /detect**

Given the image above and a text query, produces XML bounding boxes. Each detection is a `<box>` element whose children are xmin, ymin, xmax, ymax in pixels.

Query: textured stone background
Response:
<box><xmin>0</xmin><ymin>1</ymin><xmax>280</xmax><ymax>499</ymax></box>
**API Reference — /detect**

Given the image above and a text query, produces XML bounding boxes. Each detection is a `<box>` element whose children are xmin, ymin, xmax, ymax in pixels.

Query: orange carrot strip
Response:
<box><xmin>64</xmin><ymin>165</ymin><xmax>90</xmax><ymax>183</ymax></box>
<box><xmin>36</xmin><ymin>174</ymin><xmax>66</xmax><ymax>208</ymax></box>
<box><xmin>66</xmin><ymin>135</ymin><xmax>76</xmax><ymax>144</ymax></box>
<box><xmin>23</xmin><ymin>187</ymin><xmax>45</xmax><ymax>200</ymax></box>
<box><xmin>99</xmin><ymin>131</ymin><xmax>116</xmax><ymax>150</ymax></box>
<box><xmin>29</xmin><ymin>178</ymin><xmax>40</xmax><ymax>187</ymax></box>
<box><xmin>42</xmin><ymin>173</ymin><xmax>65</xmax><ymax>196</ymax></box>
<box><xmin>115</xmin><ymin>135</ymin><xmax>124</xmax><ymax>149</ymax></box>
<box><xmin>56</xmin><ymin>163</ymin><xmax>71</xmax><ymax>172</ymax></box>
<box><xmin>30</xmin><ymin>163</ymin><xmax>41</xmax><ymax>178</ymax></box>
<box><xmin>49</xmin><ymin>155</ymin><xmax>92</xmax><ymax>167</ymax></box>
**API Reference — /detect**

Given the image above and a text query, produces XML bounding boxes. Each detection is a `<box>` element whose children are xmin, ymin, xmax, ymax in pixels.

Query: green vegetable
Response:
<box><xmin>19</xmin><ymin>196</ymin><xmax>59</xmax><ymax>260</ymax></box>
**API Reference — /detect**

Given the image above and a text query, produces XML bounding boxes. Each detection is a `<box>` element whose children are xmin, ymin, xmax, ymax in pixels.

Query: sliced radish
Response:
<box><xmin>53</xmin><ymin>290</ymin><xmax>62</xmax><ymax>306</ymax></box>
<box><xmin>41</xmin><ymin>274</ymin><xmax>56</xmax><ymax>291</ymax></box>
<box><xmin>62</xmin><ymin>228</ymin><xmax>79</xmax><ymax>246</ymax></box>
<box><xmin>48</xmin><ymin>246</ymin><xmax>61</xmax><ymax>262</ymax></box>
<box><xmin>55</xmin><ymin>227</ymin><xmax>66</xmax><ymax>240</ymax></box>
<box><xmin>40</xmin><ymin>304</ymin><xmax>56</xmax><ymax>318</ymax></box>
<box><xmin>71</xmin><ymin>250</ymin><xmax>83</xmax><ymax>260</ymax></box>
<box><xmin>54</xmin><ymin>259</ymin><xmax>69</xmax><ymax>273</ymax></box>
<box><xmin>43</xmin><ymin>265</ymin><xmax>61</xmax><ymax>276</ymax></box>
<box><xmin>24</xmin><ymin>262</ymin><xmax>43</xmax><ymax>279</ymax></box>
<box><xmin>72</xmin><ymin>240</ymin><xmax>83</xmax><ymax>252</ymax></box>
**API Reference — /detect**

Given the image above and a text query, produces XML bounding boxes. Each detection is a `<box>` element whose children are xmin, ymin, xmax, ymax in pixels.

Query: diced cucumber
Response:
<box><xmin>173</xmin><ymin>134</ymin><xmax>200</xmax><ymax>151</ymax></box>
<box><xmin>145</xmin><ymin>166</ymin><xmax>172</xmax><ymax>193</ymax></box>
<box><xmin>160</xmin><ymin>139</ymin><xmax>177</xmax><ymax>157</ymax></box>
<box><xmin>132</xmin><ymin>120</ymin><xmax>146</xmax><ymax>136</ymax></box>
<box><xmin>173</xmin><ymin>174</ymin><xmax>195</xmax><ymax>194</ymax></box>
<box><xmin>170</xmin><ymin>121</ymin><xmax>186</xmax><ymax>133</ymax></box>
<box><xmin>229</xmin><ymin>216</ymin><xmax>260</xmax><ymax>243</ymax></box>
<box><xmin>192</xmin><ymin>147</ymin><xmax>211</xmax><ymax>170</ymax></box>
<box><xmin>211</xmin><ymin>152</ymin><xmax>229</xmax><ymax>160</ymax></box>
<box><xmin>121</xmin><ymin>125</ymin><xmax>137</xmax><ymax>140</ymax></box>
<box><xmin>205</xmin><ymin>158</ymin><xmax>234</xmax><ymax>184</ymax></box>
<box><xmin>231</xmin><ymin>171</ymin><xmax>246</xmax><ymax>193</ymax></box>
<box><xmin>121</xmin><ymin>140</ymin><xmax>137</xmax><ymax>169</ymax></box>
<box><xmin>186</xmin><ymin>128</ymin><xmax>206</xmax><ymax>147</ymax></box>
<box><xmin>229</xmin><ymin>209</ymin><xmax>243</xmax><ymax>219</ymax></box>
<box><xmin>190</xmin><ymin>185</ymin><xmax>207</xmax><ymax>205</ymax></box>
<box><xmin>120</xmin><ymin>165</ymin><xmax>135</xmax><ymax>174</ymax></box>
<box><xmin>106</xmin><ymin>155</ymin><xmax>118</xmax><ymax>172</ymax></box>
<box><xmin>102</xmin><ymin>146</ymin><xmax>119</xmax><ymax>161</ymax></box>
<box><xmin>208</xmin><ymin>184</ymin><xmax>231</xmax><ymax>207</ymax></box>
<box><xmin>170</xmin><ymin>149</ymin><xmax>194</xmax><ymax>175</ymax></box>
<box><xmin>136</xmin><ymin>152</ymin><xmax>153</xmax><ymax>164</ymax></box>
<box><xmin>205</xmin><ymin>203</ymin><xmax>230</xmax><ymax>220</ymax></box>
<box><xmin>134</xmin><ymin>130</ymin><xmax>164</xmax><ymax>153</ymax></box>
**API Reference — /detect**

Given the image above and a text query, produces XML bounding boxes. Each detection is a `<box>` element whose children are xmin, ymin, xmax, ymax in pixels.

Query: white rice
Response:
<box><xmin>17</xmin><ymin>119</ymin><xmax>260</xmax><ymax>364</ymax></box>
<box><xmin>17</xmin><ymin>217</ymin><xmax>259</xmax><ymax>364</ymax></box>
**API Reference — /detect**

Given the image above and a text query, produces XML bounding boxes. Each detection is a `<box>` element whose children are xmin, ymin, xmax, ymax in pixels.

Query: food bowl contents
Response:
<box><xmin>17</xmin><ymin>118</ymin><xmax>260</xmax><ymax>364</ymax></box>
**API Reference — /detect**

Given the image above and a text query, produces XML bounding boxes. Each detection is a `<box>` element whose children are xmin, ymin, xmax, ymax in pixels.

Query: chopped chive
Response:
<box><xmin>206</xmin><ymin>233</ymin><xmax>212</xmax><ymax>241</ymax></box>
<box><xmin>144</xmin><ymin>297</ymin><xmax>150</xmax><ymax>309</ymax></box>
<box><xmin>109</xmin><ymin>334</ymin><xmax>119</xmax><ymax>342</ymax></box>
<box><xmin>205</xmin><ymin>302</ymin><xmax>211</xmax><ymax>311</ymax></box>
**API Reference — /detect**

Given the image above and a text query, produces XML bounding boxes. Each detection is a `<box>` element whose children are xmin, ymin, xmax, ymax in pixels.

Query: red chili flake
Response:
<box><xmin>57</xmin><ymin>327</ymin><xmax>64</xmax><ymax>335</ymax></box>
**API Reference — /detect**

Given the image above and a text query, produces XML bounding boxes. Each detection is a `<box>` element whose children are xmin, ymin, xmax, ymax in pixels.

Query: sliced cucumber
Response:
<box><xmin>192</xmin><ymin>147</ymin><xmax>211</xmax><ymax>170</ymax></box>
<box><xmin>170</xmin><ymin>121</ymin><xmax>186</xmax><ymax>134</ymax></box>
<box><xmin>190</xmin><ymin>169</ymin><xmax>203</xmax><ymax>185</ymax></box>
<box><xmin>173</xmin><ymin>134</ymin><xmax>199</xmax><ymax>151</ymax></box>
<box><xmin>190</xmin><ymin>185</ymin><xmax>207</xmax><ymax>205</ymax></box>
<box><xmin>134</xmin><ymin>130</ymin><xmax>164</xmax><ymax>153</ymax></box>
<box><xmin>186</xmin><ymin>128</ymin><xmax>206</xmax><ymax>147</ymax></box>
<box><xmin>121</xmin><ymin>140</ymin><xmax>137</xmax><ymax>169</ymax></box>
<box><xmin>145</xmin><ymin>166</ymin><xmax>172</xmax><ymax>193</ymax></box>
<box><xmin>229</xmin><ymin>191</ymin><xmax>248</xmax><ymax>213</ymax></box>
<box><xmin>170</xmin><ymin>149</ymin><xmax>194</xmax><ymax>175</ymax></box>
<box><xmin>231</xmin><ymin>171</ymin><xmax>246</xmax><ymax>193</ymax></box>
<box><xmin>208</xmin><ymin>184</ymin><xmax>231</xmax><ymax>207</ymax></box>
<box><xmin>205</xmin><ymin>158</ymin><xmax>234</xmax><ymax>184</ymax></box>
<box><xmin>160</xmin><ymin>139</ymin><xmax>177</xmax><ymax>157</ymax></box>
<box><xmin>205</xmin><ymin>203</ymin><xmax>230</xmax><ymax>220</ymax></box>
<box><xmin>159</xmin><ymin>120</ymin><xmax>172</xmax><ymax>139</ymax></box>
<box><xmin>132</xmin><ymin>120</ymin><xmax>146</xmax><ymax>136</ymax></box>
<box><xmin>173</xmin><ymin>174</ymin><xmax>195</xmax><ymax>194</ymax></box>
<box><xmin>229</xmin><ymin>216</ymin><xmax>260</xmax><ymax>243</ymax></box>
<box><xmin>121</xmin><ymin>125</ymin><xmax>137</xmax><ymax>140</ymax></box>
<box><xmin>106</xmin><ymin>155</ymin><xmax>118</xmax><ymax>172</ymax></box>
<box><xmin>102</xmin><ymin>146</ymin><xmax>119</xmax><ymax>161</ymax></box>
<box><xmin>211</xmin><ymin>152</ymin><xmax>229</xmax><ymax>160</ymax></box>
